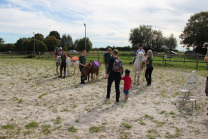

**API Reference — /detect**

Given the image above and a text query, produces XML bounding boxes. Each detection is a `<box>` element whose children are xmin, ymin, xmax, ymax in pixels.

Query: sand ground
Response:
<box><xmin>0</xmin><ymin>59</ymin><xmax>208</xmax><ymax>139</ymax></box>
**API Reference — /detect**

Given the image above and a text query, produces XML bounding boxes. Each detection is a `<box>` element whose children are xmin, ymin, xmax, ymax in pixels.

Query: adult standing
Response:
<box><xmin>59</xmin><ymin>51</ymin><xmax>67</xmax><ymax>78</ymax></box>
<box><xmin>54</xmin><ymin>47</ymin><xmax>60</xmax><ymax>75</ymax></box>
<box><xmin>79</xmin><ymin>50</ymin><xmax>87</xmax><ymax>84</ymax></box>
<box><xmin>106</xmin><ymin>49</ymin><xmax>123</xmax><ymax>103</ymax></box>
<box><xmin>145</xmin><ymin>50</ymin><xmax>153</xmax><ymax>86</ymax></box>
<box><xmin>103</xmin><ymin>48</ymin><xmax>112</xmax><ymax>79</ymax></box>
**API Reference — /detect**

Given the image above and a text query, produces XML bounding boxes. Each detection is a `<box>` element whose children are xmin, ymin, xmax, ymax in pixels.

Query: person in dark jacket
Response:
<box><xmin>106</xmin><ymin>49</ymin><xmax>123</xmax><ymax>104</ymax></box>
<box><xmin>145</xmin><ymin>50</ymin><xmax>153</xmax><ymax>86</ymax></box>
<box><xmin>59</xmin><ymin>51</ymin><xmax>67</xmax><ymax>78</ymax></box>
<box><xmin>79</xmin><ymin>50</ymin><xmax>87</xmax><ymax>84</ymax></box>
<box><xmin>103</xmin><ymin>48</ymin><xmax>112</xmax><ymax>79</ymax></box>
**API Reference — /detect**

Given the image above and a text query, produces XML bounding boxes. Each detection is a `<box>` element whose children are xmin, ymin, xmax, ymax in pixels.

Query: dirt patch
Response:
<box><xmin>0</xmin><ymin>59</ymin><xmax>207</xmax><ymax>138</ymax></box>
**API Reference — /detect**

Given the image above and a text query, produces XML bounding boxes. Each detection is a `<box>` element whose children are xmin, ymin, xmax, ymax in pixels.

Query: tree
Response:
<box><xmin>0</xmin><ymin>37</ymin><xmax>5</xmax><ymax>44</ymax></box>
<box><xmin>129</xmin><ymin>25</ymin><xmax>166</xmax><ymax>52</ymax></box>
<box><xmin>74</xmin><ymin>37</ymin><xmax>92</xmax><ymax>52</ymax></box>
<box><xmin>44</xmin><ymin>36</ymin><xmax>59</xmax><ymax>51</ymax></box>
<box><xmin>15</xmin><ymin>38</ymin><xmax>31</xmax><ymax>51</ymax></box>
<box><xmin>27</xmin><ymin>39</ymin><xmax>47</xmax><ymax>52</ymax></box>
<box><xmin>34</xmin><ymin>33</ymin><xmax>44</xmax><ymax>41</ymax></box>
<box><xmin>150</xmin><ymin>30</ymin><xmax>166</xmax><ymax>52</ymax></box>
<box><xmin>164</xmin><ymin>34</ymin><xmax>177</xmax><ymax>53</ymax></box>
<box><xmin>180</xmin><ymin>11</ymin><xmax>208</xmax><ymax>54</ymax></box>
<box><xmin>129</xmin><ymin>25</ymin><xmax>153</xmax><ymax>50</ymax></box>
<box><xmin>49</xmin><ymin>31</ymin><xmax>61</xmax><ymax>40</ymax></box>
<box><xmin>60</xmin><ymin>34</ymin><xmax>73</xmax><ymax>51</ymax></box>
<box><xmin>0</xmin><ymin>43</ymin><xmax>15</xmax><ymax>51</ymax></box>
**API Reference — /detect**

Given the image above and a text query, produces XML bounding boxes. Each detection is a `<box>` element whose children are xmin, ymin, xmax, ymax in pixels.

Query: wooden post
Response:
<box><xmin>196</xmin><ymin>55</ymin><xmax>199</xmax><ymax>69</ymax></box>
<box><xmin>98</xmin><ymin>52</ymin><xmax>99</xmax><ymax>62</ymax></box>
<box><xmin>165</xmin><ymin>59</ymin><xmax>166</xmax><ymax>67</ymax></box>
<box><xmin>32</xmin><ymin>51</ymin><xmax>33</xmax><ymax>58</ymax></box>
<box><xmin>11</xmin><ymin>51</ymin><xmax>12</xmax><ymax>58</ymax></box>
<box><xmin>39</xmin><ymin>52</ymin><xmax>40</xmax><ymax>58</ymax></box>
<box><xmin>184</xmin><ymin>55</ymin><xmax>185</xmax><ymax>64</ymax></box>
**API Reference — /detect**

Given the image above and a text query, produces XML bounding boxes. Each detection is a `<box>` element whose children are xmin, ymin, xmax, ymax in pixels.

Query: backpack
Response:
<box><xmin>112</xmin><ymin>57</ymin><xmax>123</xmax><ymax>73</ymax></box>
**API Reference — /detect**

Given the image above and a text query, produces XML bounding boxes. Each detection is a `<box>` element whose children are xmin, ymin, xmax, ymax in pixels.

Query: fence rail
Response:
<box><xmin>0</xmin><ymin>51</ymin><xmax>207</xmax><ymax>69</ymax></box>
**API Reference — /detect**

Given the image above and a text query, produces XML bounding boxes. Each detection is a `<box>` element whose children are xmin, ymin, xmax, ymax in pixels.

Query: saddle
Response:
<box><xmin>90</xmin><ymin>60</ymin><xmax>101</xmax><ymax>69</ymax></box>
<box><xmin>70</xmin><ymin>56</ymin><xmax>79</xmax><ymax>62</ymax></box>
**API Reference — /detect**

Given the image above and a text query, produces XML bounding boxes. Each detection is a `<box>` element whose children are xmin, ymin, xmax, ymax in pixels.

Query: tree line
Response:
<box><xmin>0</xmin><ymin>31</ymin><xmax>93</xmax><ymax>52</ymax></box>
<box><xmin>0</xmin><ymin>11</ymin><xmax>208</xmax><ymax>54</ymax></box>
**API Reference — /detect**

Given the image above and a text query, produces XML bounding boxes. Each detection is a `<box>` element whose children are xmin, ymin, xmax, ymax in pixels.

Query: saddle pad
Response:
<box><xmin>91</xmin><ymin>60</ymin><xmax>101</xmax><ymax>69</ymax></box>
<box><xmin>72</xmin><ymin>56</ymin><xmax>79</xmax><ymax>61</ymax></box>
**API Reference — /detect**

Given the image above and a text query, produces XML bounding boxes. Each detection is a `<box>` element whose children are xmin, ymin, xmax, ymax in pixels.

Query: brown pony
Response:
<box><xmin>81</xmin><ymin>61</ymin><xmax>100</xmax><ymax>81</ymax></box>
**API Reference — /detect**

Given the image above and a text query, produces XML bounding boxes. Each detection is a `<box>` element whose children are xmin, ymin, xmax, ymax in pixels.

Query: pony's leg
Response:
<box><xmin>66</xmin><ymin>64</ymin><xmax>69</xmax><ymax>76</ymax></box>
<box><xmin>134</xmin><ymin>71</ymin><xmax>136</xmax><ymax>84</ymax></box>
<box><xmin>143</xmin><ymin>67</ymin><xmax>146</xmax><ymax>81</ymax></box>
<box><xmin>138</xmin><ymin>70</ymin><xmax>142</xmax><ymax>85</ymax></box>
<box><xmin>73</xmin><ymin>65</ymin><xmax>75</xmax><ymax>75</ymax></box>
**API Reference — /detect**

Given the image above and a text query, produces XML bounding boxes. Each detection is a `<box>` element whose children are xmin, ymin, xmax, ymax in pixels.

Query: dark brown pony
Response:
<box><xmin>81</xmin><ymin>62</ymin><xmax>100</xmax><ymax>81</ymax></box>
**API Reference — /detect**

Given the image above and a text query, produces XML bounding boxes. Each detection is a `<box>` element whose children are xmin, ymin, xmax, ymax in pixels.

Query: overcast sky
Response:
<box><xmin>0</xmin><ymin>0</ymin><xmax>207</xmax><ymax>51</ymax></box>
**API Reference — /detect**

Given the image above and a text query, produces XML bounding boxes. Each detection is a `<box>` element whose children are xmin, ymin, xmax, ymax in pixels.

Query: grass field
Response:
<box><xmin>1</xmin><ymin>51</ymin><xmax>207</xmax><ymax>70</ymax></box>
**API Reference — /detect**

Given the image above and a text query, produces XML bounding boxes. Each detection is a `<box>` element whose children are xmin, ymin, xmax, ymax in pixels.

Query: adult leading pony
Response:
<box><xmin>133</xmin><ymin>52</ymin><xmax>146</xmax><ymax>84</ymax></box>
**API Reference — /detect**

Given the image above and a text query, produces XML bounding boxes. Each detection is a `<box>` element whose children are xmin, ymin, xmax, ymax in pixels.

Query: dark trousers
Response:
<box><xmin>79</xmin><ymin>68</ymin><xmax>85</xmax><ymax>83</ymax></box>
<box><xmin>60</xmin><ymin>62</ymin><xmax>66</xmax><ymax>76</ymax></box>
<box><xmin>107</xmin><ymin>72</ymin><xmax>121</xmax><ymax>102</ymax></box>
<box><xmin>145</xmin><ymin>67</ymin><xmax>153</xmax><ymax>85</ymax></box>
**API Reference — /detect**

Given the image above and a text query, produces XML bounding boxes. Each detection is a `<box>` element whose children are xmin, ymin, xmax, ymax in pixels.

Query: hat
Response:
<box><xmin>59</xmin><ymin>47</ymin><xmax>62</xmax><ymax>50</ymax></box>
<box><xmin>125</xmin><ymin>69</ymin><xmax>130</xmax><ymax>74</ymax></box>
<box><xmin>55</xmin><ymin>47</ymin><xmax>59</xmax><ymax>50</ymax></box>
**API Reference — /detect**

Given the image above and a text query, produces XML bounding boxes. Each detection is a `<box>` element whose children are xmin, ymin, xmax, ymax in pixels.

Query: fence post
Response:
<box><xmin>164</xmin><ymin>54</ymin><xmax>167</xmax><ymax>67</ymax></box>
<box><xmin>196</xmin><ymin>55</ymin><xmax>199</xmax><ymax>69</ymax></box>
<box><xmin>184</xmin><ymin>55</ymin><xmax>185</xmax><ymax>64</ymax></box>
<box><xmin>32</xmin><ymin>51</ymin><xmax>33</xmax><ymax>58</ymax></box>
<box><xmin>11</xmin><ymin>51</ymin><xmax>12</xmax><ymax>58</ymax></box>
<box><xmin>39</xmin><ymin>52</ymin><xmax>40</xmax><ymax>58</ymax></box>
<box><xmin>98</xmin><ymin>52</ymin><xmax>99</xmax><ymax>62</ymax></box>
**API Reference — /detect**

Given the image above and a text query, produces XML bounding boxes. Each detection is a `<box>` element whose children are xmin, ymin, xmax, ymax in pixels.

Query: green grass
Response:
<box><xmin>68</xmin><ymin>125</ymin><xmax>78</xmax><ymax>133</ymax></box>
<box><xmin>121</xmin><ymin>122</ymin><xmax>132</xmax><ymax>129</ymax></box>
<box><xmin>25</xmin><ymin>121</ymin><xmax>39</xmax><ymax>129</ymax></box>
<box><xmin>1</xmin><ymin>124</ymin><xmax>15</xmax><ymax>129</ymax></box>
<box><xmin>41</xmin><ymin>124</ymin><xmax>51</xmax><ymax>135</ymax></box>
<box><xmin>1</xmin><ymin>52</ymin><xmax>207</xmax><ymax>70</ymax></box>
<box><xmin>89</xmin><ymin>126</ymin><xmax>101</xmax><ymax>133</ymax></box>
<box><xmin>38</xmin><ymin>93</ymin><xmax>48</xmax><ymax>98</ymax></box>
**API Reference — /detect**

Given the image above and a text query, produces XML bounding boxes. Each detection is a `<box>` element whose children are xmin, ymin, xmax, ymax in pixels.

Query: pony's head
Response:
<box><xmin>136</xmin><ymin>52</ymin><xmax>146</xmax><ymax>64</ymax></box>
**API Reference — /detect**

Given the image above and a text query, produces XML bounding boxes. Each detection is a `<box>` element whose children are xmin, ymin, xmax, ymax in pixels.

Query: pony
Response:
<box><xmin>66</xmin><ymin>56</ymin><xmax>79</xmax><ymax>76</ymax></box>
<box><xmin>81</xmin><ymin>61</ymin><xmax>100</xmax><ymax>82</ymax></box>
<box><xmin>133</xmin><ymin>52</ymin><xmax>146</xmax><ymax>84</ymax></box>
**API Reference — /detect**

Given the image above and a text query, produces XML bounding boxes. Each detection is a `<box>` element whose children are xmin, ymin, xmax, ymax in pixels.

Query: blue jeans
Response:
<box><xmin>123</xmin><ymin>90</ymin><xmax>129</xmax><ymax>95</ymax></box>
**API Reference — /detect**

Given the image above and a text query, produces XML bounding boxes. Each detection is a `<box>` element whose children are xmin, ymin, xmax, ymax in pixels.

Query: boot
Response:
<box><xmin>81</xmin><ymin>77</ymin><xmax>85</xmax><ymax>84</ymax></box>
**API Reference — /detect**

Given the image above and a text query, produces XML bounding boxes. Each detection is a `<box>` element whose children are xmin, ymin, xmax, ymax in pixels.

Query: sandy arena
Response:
<box><xmin>0</xmin><ymin>59</ymin><xmax>208</xmax><ymax>139</ymax></box>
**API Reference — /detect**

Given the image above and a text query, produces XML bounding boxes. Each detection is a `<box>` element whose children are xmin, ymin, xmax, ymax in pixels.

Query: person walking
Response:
<box><xmin>145</xmin><ymin>50</ymin><xmax>153</xmax><ymax>86</ymax></box>
<box><xmin>79</xmin><ymin>50</ymin><xmax>87</xmax><ymax>84</ymax></box>
<box><xmin>103</xmin><ymin>48</ymin><xmax>112</xmax><ymax>79</ymax></box>
<box><xmin>121</xmin><ymin>69</ymin><xmax>132</xmax><ymax>100</ymax></box>
<box><xmin>106</xmin><ymin>49</ymin><xmax>123</xmax><ymax>104</ymax></box>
